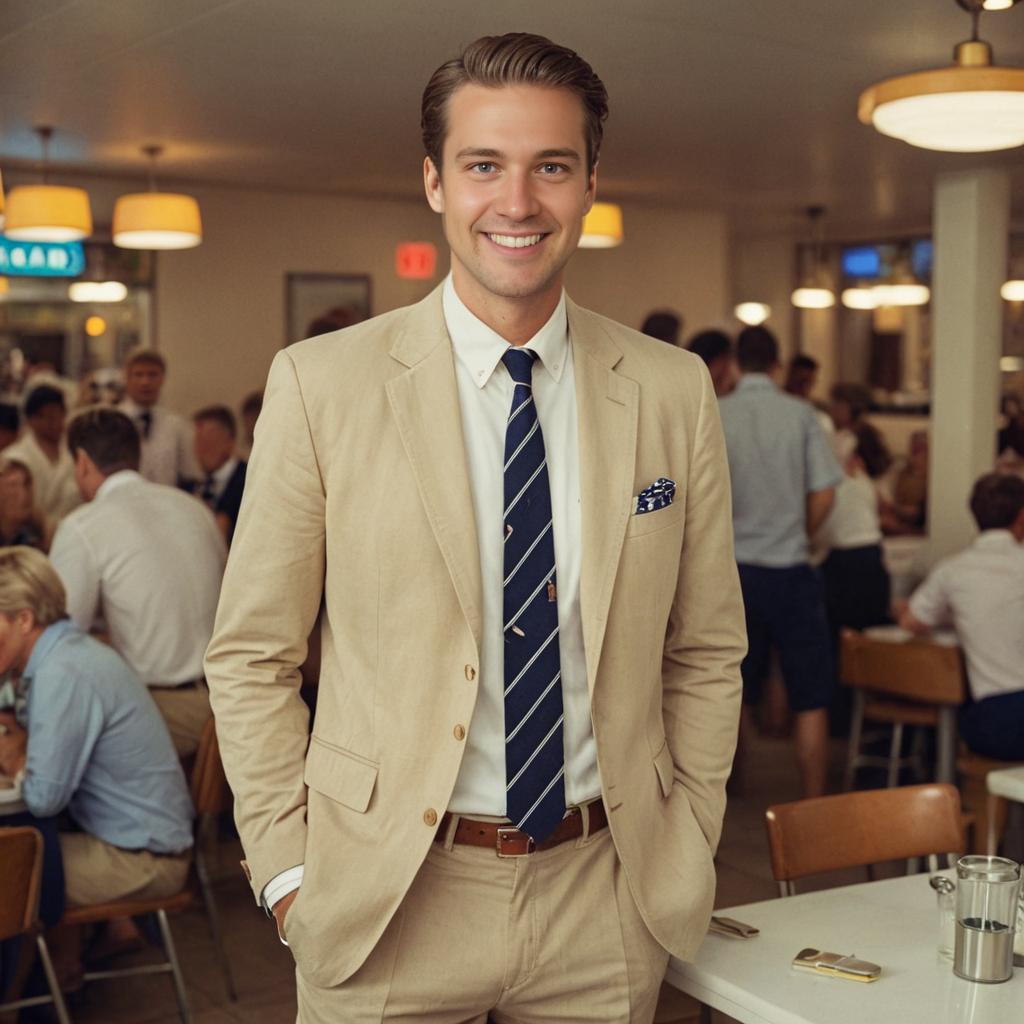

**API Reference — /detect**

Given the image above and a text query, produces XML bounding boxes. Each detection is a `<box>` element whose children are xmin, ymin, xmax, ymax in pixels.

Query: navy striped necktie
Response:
<box><xmin>501</xmin><ymin>347</ymin><xmax>566</xmax><ymax>843</ymax></box>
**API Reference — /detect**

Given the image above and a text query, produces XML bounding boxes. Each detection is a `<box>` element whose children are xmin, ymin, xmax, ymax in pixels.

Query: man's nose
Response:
<box><xmin>494</xmin><ymin>170</ymin><xmax>541</xmax><ymax>222</ymax></box>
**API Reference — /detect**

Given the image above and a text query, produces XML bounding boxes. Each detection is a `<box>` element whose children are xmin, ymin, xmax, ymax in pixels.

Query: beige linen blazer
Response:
<box><xmin>205</xmin><ymin>284</ymin><xmax>745</xmax><ymax>988</ymax></box>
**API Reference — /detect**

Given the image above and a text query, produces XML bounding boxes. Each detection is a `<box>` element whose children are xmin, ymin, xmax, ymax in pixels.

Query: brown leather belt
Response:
<box><xmin>436</xmin><ymin>801</ymin><xmax>608</xmax><ymax>857</ymax></box>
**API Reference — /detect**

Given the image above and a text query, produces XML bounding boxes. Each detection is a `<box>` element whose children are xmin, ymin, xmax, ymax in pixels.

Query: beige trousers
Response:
<box><xmin>59</xmin><ymin>832</ymin><xmax>190</xmax><ymax>907</ymax></box>
<box><xmin>294</xmin><ymin>825</ymin><xmax>669</xmax><ymax>1024</ymax></box>
<box><xmin>149</xmin><ymin>682</ymin><xmax>211</xmax><ymax>757</ymax></box>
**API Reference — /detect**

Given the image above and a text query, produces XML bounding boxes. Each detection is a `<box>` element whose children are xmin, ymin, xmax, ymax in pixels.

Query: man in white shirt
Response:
<box><xmin>49</xmin><ymin>407</ymin><xmax>227</xmax><ymax>757</ymax></box>
<box><xmin>117</xmin><ymin>348</ymin><xmax>198</xmax><ymax>489</ymax></box>
<box><xmin>4</xmin><ymin>385</ymin><xmax>81</xmax><ymax>520</ymax></box>
<box><xmin>901</xmin><ymin>473</ymin><xmax>1024</xmax><ymax>760</ymax></box>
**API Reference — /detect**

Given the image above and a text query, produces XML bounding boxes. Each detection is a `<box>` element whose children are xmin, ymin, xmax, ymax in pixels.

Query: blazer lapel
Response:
<box><xmin>385</xmin><ymin>288</ymin><xmax>483</xmax><ymax>653</ymax></box>
<box><xmin>568</xmin><ymin>299</ymin><xmax>639</xmax><ymax>695</ymax></box>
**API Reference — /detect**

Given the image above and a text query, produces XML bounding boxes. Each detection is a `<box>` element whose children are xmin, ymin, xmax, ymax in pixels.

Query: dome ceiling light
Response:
<box><xmin>113</xmin><ymin>145</ymin><xmax>202</xmax><ymax>250</ymax></box>
<box><xmin>859</xmin><ymin>0</ymin><xmax>1024</xmax><ymax>152</ymax></box>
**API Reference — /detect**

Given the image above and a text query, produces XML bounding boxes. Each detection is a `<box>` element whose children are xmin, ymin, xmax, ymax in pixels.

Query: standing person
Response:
<box><xmin>4</xmin><ymin>385</ymin><xmax>81</xmax><ymax>521</ymax></box>
<box><xmin>238</xmin><ymin>390</ymin><xmax>263</xmax><ymax>459</ymax></box>
<box><xmin>640</xmin><ymin>309</ymin><xmax>683</xmax><ymax>346</ymax></box>
<box><xmin>48</xmin><ymin>408</ymin><xmax>226</xmax><ymax>757</ymax></box>
<box><xmin>719</xmin><ymin>326</ymin><xmax>842</xmax><ymax>798</ymax></box>
<box><xmin>192</xmin><ymin>405</ymin><xmax>247</xmax><ymax>544</ymax></box>
<box><xmin>117</xmin><ymin>348</ymin><xmax>198</xmax><ymax>488</ymax></box>
<box><xmin>206</xmin><ymin>32</ymin><xmax>745</xmax><ymax>1023</ymax></box>
<box><xmin>687</xmin><ymin>329</ymin><xmax>735</xmax><ymax>397</ymax></box>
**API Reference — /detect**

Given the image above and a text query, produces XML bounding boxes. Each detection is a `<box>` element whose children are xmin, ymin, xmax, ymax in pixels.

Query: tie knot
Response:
<box><xmin>502</xmin><ymin>348</ymin><xmax>538</xmax><ymax>387</ymax></box>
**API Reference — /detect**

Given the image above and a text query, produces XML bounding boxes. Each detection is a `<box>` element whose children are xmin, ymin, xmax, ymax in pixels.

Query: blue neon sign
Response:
<box><xmin>0</xmin><ymin>238</ymin><xmax>86</xmax><ymax>277</ymax></box>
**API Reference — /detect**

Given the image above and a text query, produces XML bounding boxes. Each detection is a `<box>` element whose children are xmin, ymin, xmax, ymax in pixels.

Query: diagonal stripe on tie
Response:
<box><xmin>501</xmin><ymin>347</ymin><xmax>566</xmax><ymax>843</ymax></box>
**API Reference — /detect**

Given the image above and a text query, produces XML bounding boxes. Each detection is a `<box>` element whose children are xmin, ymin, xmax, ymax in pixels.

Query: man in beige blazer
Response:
<box><xmin>206</xmin><ymin>32</ymin><xmax>744</xmax><ymax>1024</ymax></box>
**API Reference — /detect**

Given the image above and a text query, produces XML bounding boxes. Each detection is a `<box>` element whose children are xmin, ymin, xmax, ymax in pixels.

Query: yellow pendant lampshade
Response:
<box><xmin>4</xmin><ymin>184</ymin><xmax>93</xmax><ymax>242</ymax></box>
<box><xmin>859</xmin><ymin>2</ymin><xmax>1024</xmax><ymax>152</ymax></box>
<box><xmin>113</xmin><ymin>192</ymin><xmax>202</xmax><ymax>249</ymax></box>
<box><xmin>0</xmin><ymin>168</ymin><xmax>5</xmax><ymax>230</ymax></box>
<box><xmin>579</xmin><ymin>202</ymin><xmax>623</xmax><ymax>248</ymax></box>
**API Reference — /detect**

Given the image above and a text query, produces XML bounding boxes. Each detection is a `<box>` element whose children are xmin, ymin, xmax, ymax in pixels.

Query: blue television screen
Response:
<box><xmin>842</xmin><ymin>246</ymin><xmax>881</xmax><ymax>279</ymax></box>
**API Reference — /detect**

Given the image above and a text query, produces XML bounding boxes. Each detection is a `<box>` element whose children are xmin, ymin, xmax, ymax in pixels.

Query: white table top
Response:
<box><xmin>666</xmin><ymin>873</ymin><xmax>1024</xmax><ymax>1024</ymax></box>
<box><xmin>986</xmin><ymin>766</ymin><xmax>1024</xmax><ymax>803</ymax></box>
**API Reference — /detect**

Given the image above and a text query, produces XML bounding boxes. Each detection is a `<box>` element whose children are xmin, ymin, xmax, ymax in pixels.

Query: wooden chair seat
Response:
<box><xmin>956</xmin><ymin>749</ymin><xmax>1024</xmax><ymax>854</ymax></box>
<box><xmin>62</xmin><ymin>887</ymin><xmax>193</xmax><ymax>926</ymax></box>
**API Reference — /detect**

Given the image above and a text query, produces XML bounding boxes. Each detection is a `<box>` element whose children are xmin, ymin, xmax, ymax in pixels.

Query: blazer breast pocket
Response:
<box><xmin>625</xmin><ymin>499</ymin><xmax>684</xmax><ymax>539</ymax></box>
<box><xmin>304</xmin><ymin>736</ymin><xmax>379</xmax><ymax>813</ymax></box>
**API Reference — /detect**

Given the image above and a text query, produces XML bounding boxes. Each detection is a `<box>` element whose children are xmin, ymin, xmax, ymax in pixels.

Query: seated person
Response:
<box><xmin>0</xmin><ymin>545</ymin><xmax>193</xmax><ymax>911</ymax></box>
<box><xmin>0</xmin><ymin>457</ymin><xmax>53</xmax><ymax>550</ymax></box>
<box><xmin>900</xmin><ymin>473</ymin><xmax>1024</xmax><ymax>760</ymax></box>
<box><xmin>882</xmin><ymin>429</ymin><xmax>928</xmax><ymax>534</ymax></box>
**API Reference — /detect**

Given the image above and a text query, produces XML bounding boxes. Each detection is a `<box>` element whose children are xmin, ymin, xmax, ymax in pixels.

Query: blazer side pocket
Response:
<box><xmin>304</xmin><ymin>736</ymin><xmax>379</xmax><ymax>813</ymax></box>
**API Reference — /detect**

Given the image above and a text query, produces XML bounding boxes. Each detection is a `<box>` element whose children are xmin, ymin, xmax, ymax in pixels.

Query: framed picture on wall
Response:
<box><xmin>285</xmin><ymin>272</ymin><xmax>372</xmax><ymax>345</ymax></box>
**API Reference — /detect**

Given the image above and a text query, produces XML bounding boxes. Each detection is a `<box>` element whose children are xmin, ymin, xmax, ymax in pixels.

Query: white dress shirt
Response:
<box><xmin>118</xmin><ymin>399</ymin><xmax>199</xmax><ymax>487</ymax></box>
<box><xmin>3</xmin><ymin>431</ymin><xmax>81</xmax><ymax>520</ymax></box>
<box><xmin>909</xmin><ymin>529</ymin><xmax>1024</xmax><ymax>702</ymax></box>
<box><xmin>49</xmin><ymin>470</ymin><xmax>227</xmax><ymax>686</ymax></box>
<box><xmin>443</xmin><ymin>275</ymin><xmax>598</xmax><ymax>814</ymax></box>
<box><xmin>260</xmin><ymin>276</ymin><xmax>601</xmax><ymax>913</ymax></box>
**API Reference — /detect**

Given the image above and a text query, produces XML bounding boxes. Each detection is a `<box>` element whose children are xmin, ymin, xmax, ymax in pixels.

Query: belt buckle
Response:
<box><xmin>496</xmin><ymin>826</ymin><xmax>535</xmax><ymax>858</ymax></box>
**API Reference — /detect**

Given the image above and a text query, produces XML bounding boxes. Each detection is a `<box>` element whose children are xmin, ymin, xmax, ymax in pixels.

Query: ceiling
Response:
<box><xmin>1</xmin><ymin>0</ymin><xmax>1023</xmax><ymax>238</ymax></box>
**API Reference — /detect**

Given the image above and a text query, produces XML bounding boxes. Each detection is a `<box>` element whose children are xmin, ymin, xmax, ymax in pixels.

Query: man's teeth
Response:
<box><xmin>488</xmin><ymin>233</ymin><xmax>543</xmax><ymax>248</ymax></box>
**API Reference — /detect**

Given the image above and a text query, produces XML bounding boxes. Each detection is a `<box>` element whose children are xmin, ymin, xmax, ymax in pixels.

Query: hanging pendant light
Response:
<box><xmin>4</xmin><ymin>127</ymin><xmax>93</xmax><ymax>242</ymax></box>
<box><xmin>859</xmin><ymin>0</ymin><xmax>1024</xmax><ymax>152</ymax></box>
<box><xmin>113</xmin><ymin>145</ymin><xmax>202</xmax><ymax>250</ymax></box>
<box><xmin>791</xmin><ymin>206</ymin><xmax>836</xmax><ymax>309</ymax></box>
<box><xmin>579</xmin><ymin>202</ymin><xmax>623</xmax><ymax>248</ymax></box>
<box><xmin>0</xmin><ymin>168</ymin><xmax>5</xmax><ymax>230</ymax></box>
<box><xmin>734</xmin><ymin>302</ymin><xmax>772</xmax><ymax>325</ymax></box>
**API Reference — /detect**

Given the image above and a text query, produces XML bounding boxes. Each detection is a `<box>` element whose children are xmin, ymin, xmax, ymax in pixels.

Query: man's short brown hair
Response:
<box><xmin>969</xmin><ymin>472</ymin><xmax>1024</xmax><ymax>532</ymax></box>
<box><xmin>193</xmin><ymin>405</ymin><xmax>237</xmax><ymax>439</ymax></box>
<box><xmin>123</xmin><ymin>347</ymin><xmax>166</xmax><ymax>373</ymax></box>
<box><xmin>421</xmin><ymin>33</ymin><xmax>609</xmax><ymax>174</ymax></box>
<box><xmin>67</xmin><ymin>407</ymin><xmax>141</xmax><ymax>475</ymax></box>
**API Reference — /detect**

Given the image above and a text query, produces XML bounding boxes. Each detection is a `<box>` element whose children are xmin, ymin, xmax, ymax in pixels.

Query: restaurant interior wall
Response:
<box><xmin>3</xmin><ymin>172</ymin><xmax>731</xmax><ymax>415</ymax></box>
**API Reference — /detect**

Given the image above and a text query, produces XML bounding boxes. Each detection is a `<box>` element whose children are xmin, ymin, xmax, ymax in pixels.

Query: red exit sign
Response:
<box><xmin>395</xmin><ymin>242</ymin><xmax>437</xmax><ymax>280</ymax></box>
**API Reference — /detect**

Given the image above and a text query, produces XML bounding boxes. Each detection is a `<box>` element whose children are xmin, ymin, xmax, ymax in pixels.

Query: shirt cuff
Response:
<box><xmin>261</xmin><ymin>864</ymin><xmax>304</xmax><ymax>914</ymax></box>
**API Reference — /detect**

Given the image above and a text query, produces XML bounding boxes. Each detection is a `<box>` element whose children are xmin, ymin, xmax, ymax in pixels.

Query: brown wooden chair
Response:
<box><xmin>956</xmin><ymin>748</ymin><xmax>1024</xmax><ymax>854</ymax></box>
<box><xmin>60</xmin><ymin>717</ymin><xmax>236</xmax><ymax>1022</ymax></box>
<box><xmin>840</xmin><ymin>629</ymin><xmax>966</xmax><ymax>789</ymax></box>
<box><xmin>0</xmin><ymin>827</ymin><xmax>71</xmax><ymax>1024</ymax></box>
<box><xmin>764</xmin><ymin>783</ymin><xmax>965</xmax><ymax>896</ymax></box>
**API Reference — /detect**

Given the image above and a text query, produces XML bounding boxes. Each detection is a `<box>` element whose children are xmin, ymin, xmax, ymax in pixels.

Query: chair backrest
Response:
<box><xmin>840</xmin><ymin>629</ymin><xmax>966</xmax><ymax>705</ymax></box>
<box><xmin>191</xmin><ymin>717</ymin><xmax>231</xmax><ymax>817</ymax></box>
<box><xmin>0</xmin><ymin>826</ymin><xmax>43</xmax><ymax>941</ymax></box>
<box><xmin>765</xmin><ymin>783</ymin><xmax>964</xmax><ymax>893</ymax></box>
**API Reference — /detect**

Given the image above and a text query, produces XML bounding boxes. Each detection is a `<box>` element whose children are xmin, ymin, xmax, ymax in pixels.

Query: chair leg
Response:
<box><xmin>35</xmin><ymin>935</ymin><xmax>72</xmax><ymax>1024</ymax></box>
<box><xmin>844</xmin><ymin>691</ymin><xmax>865</xmax><ymax>791</ymax></box>
<box><xmin>156</xmin><ymin>909</ymin><xmax>192</xmax><ymax>1024</ymax></box>
<box><xmin>195</xmin><ymin>845</ymin><xmax>237</xmax><ymax>1000</ymax></box>
<box><xmin>699</xmin><ymin>1001</ymin><xmax>713</xmax><ymax>1024</ymax></box>
<box><xmin>886</xmin><ymin>723</ymin><xmax>903</xmax><ymax>788</ymax></box>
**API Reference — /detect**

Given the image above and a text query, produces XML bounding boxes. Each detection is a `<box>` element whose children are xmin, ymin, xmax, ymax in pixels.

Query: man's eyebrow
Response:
<box><xmin>452</xmin><ymin>147</ymin><xmax>583</xmax><ymax>162</ymax></box>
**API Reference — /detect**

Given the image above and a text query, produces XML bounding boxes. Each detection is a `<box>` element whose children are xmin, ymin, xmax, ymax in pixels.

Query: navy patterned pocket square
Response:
<box><xmin>634</xmin><ymin>477</ymin><xmax>676</xmax><ymax>515</ymax></box>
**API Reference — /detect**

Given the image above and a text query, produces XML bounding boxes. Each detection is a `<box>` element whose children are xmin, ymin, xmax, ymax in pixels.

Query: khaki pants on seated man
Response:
<box><xmin>149</xmin><ymin>681</ymin><xmax>211</xmax><ymax>758</ymax></box>
<box><xmin>59</xmin><ymin>832</ymin><xmax>190</xmax><ymax>907</ymax></box>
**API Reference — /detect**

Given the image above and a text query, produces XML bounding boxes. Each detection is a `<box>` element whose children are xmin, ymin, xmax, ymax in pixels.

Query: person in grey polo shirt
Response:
<box><xmin>719</xmin><ymin>326</ymin><xmax>843</xmax><ymax>797</ymax></box>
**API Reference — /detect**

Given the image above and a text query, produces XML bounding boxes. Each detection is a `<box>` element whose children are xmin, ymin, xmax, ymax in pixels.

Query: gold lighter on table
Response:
<box><xmin>792</xmin><ymin>947</ymin><xmax>882</xmax><ymax>982</ymax></box>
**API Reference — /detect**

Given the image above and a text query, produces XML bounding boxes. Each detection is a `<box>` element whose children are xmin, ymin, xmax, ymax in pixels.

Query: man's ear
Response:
<box><xmin>14</xmin><ymin>608</ymin><xmax>35</xmax><ymax>636</ymax></box>
<box><xmin>424</xmin><ymin>157</ymin><xmax>444</xmax><ymax>214</ymax></box>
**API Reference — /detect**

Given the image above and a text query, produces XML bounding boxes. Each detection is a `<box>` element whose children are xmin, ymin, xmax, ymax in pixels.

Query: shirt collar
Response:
<box><xmin>974</xmin><ymin>529</ymin><xmax>1022</xmax><ymax>550</ymax></box>
<box><xmin>442</xmin><ymin>274</ymin><xmax>568</xmax><ymax>389</ymax></box>
<box><xmin>210</xmin><ymin>456</ymin><xmax>238</xmax><ymax>487</ymax></box>
<box><xmin>96</xmin><ymin>468</ymin><xmax>144</xmax><ymax>500</ymax></box>
<box><xmin>22</xmin><ymin>619</ymin><xmax>76</xmax><ymax>684</ymax></box>
<box><xmin>736</xmin><ymin>373</ymin><xmax>777</xmax><ymax>392</ymax></box>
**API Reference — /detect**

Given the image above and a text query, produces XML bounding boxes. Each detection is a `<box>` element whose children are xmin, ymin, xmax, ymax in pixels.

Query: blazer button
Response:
<box><xmin>453</xmin><ymin>724</ymin><xmax>466</xmax><ymax>741</ymax></box>
<box><xmin>464</xmin><ymin>664</ymin><xmax>476</xmax><ymax>681</ymax></box>
<box><xmin>423</xmin><ymin>808</ymin><xmax>438</xmax><ymax>827</ymax></box>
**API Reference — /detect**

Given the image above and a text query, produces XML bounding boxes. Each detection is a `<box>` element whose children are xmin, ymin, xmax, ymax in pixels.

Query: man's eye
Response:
<box><xmin>471</xmin><ymin>162</ymin><xmax>495</xmax><ymax>173</ymax></box>
<box><xmin>540</xmin><ymin>163</ymin><xmax>567</xmax><ymax>174</ymax></box>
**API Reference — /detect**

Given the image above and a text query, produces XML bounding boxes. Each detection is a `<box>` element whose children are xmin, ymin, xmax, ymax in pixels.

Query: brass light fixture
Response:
<box><xmin>791</xmin><ymin>206</ymin><xmax>836</xmax><ymax>310</ymax></box>
<box><xmin>4</xmin><ymin>127</ymin><xmax>93</xmax><ymax>242</ymax></box>
<box><xmin>113</xmin><ymin>145</ymin><xmax>202</xmax><ymax>250</ymax></box>
<box><xmin>859</xmin><ymin>0</ymin><xmax>1024</xmax><ymax>152</ymax></box>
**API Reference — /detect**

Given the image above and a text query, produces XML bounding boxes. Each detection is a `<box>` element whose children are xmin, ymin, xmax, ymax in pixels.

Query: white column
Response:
<box><xmin>928</xmin><ymin>168</ymin><xmax>1009</xmax><ymax>561</ymax></box>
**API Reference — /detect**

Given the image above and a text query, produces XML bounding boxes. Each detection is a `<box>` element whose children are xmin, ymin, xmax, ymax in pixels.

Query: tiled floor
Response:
<box><xmin>63</xmin><ymin>729</ymin><xmax>853</xmax><ymax>1024</ymax></box>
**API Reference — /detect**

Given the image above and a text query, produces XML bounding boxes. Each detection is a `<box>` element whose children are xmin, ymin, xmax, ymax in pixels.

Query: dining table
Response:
<box><xmin>665</xmin><ymin>871</ymin><xmax>1024</xmax><ymax>1024</ymax></box>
